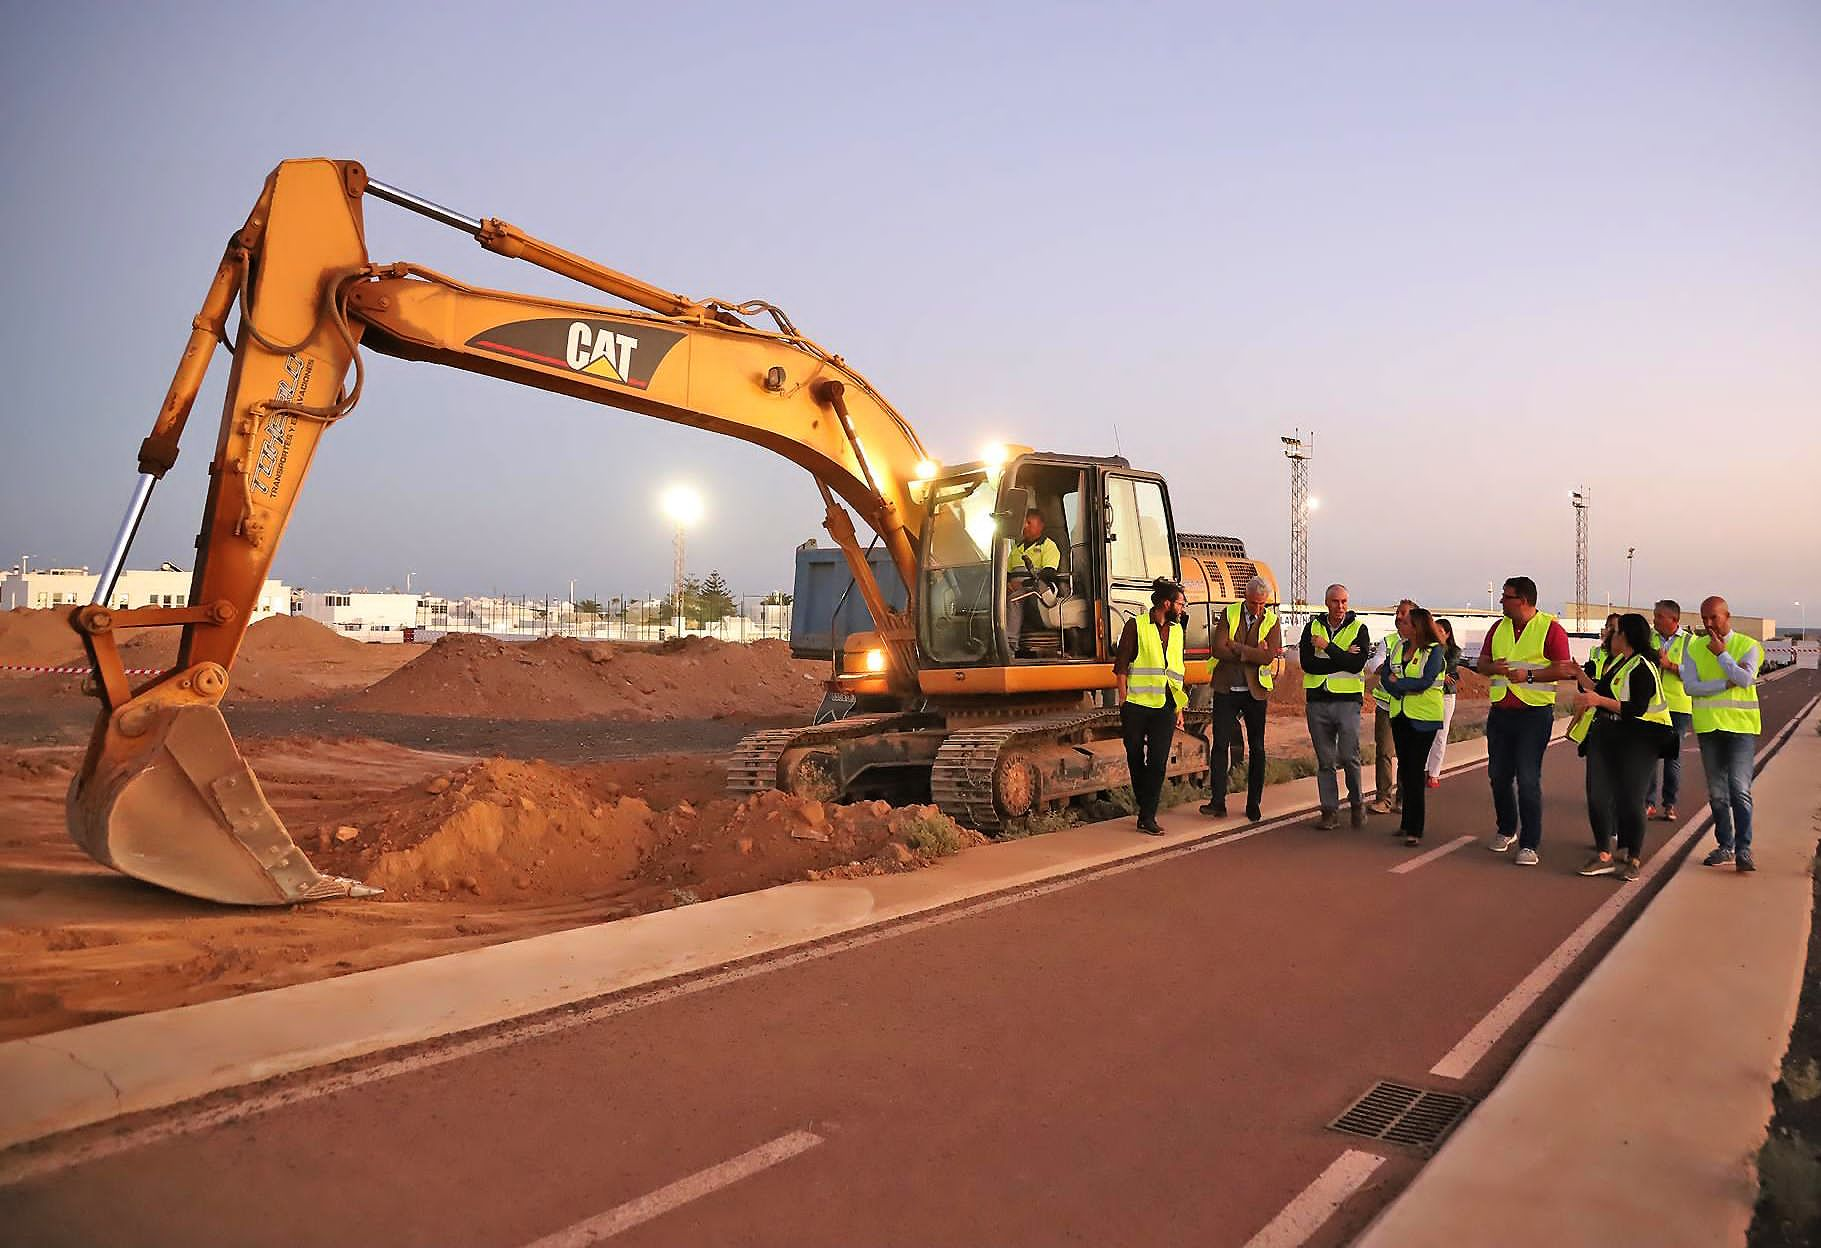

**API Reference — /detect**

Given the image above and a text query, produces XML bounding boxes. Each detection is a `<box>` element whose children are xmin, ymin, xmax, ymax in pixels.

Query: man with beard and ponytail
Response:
<box><xmin>1115</xmin><ymin>577</ymin><xmax>1190</xmax><ymax>836</ymax></box>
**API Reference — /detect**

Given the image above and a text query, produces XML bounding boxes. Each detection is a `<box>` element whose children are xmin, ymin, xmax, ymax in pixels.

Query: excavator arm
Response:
<box><xmin>71</xmin><ymin>157</ymin><xmax>936</xmax><ymax>904</ymax></box>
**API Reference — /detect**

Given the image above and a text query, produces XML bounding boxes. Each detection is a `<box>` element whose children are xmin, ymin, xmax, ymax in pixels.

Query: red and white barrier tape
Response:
<box><xmin>0</xmin><ymin>665</ymin><xmax>165</xmax><ymax>675</ymax></box>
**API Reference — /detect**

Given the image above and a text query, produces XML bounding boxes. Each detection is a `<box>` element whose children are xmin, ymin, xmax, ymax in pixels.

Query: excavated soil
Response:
<box><xmin>0</xmin><ymin>740</ymin><xmax>976</xmax><ymax>1041</ymax></box>
<box><xmin>343</xmin><ymin>633</ymin><xmax>826</xmax><ymax>721</ymax></box>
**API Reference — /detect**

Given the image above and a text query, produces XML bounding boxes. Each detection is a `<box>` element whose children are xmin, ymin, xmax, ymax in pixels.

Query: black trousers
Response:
<box><xmin>1588</xmin><ymin>725</ymin><xmax>1657</xmax><ymax>859</ymax></box>
<box><xmin>1391</xmin><ymin>717</ymin><xmax>1436</xmax><ymax>839</ymax></box>
<box><xmin>1213</xmin><ymin>691</ymin><xmax>1267</xmax><ymax>809</ymax></box>
<box><xmin>1121</xmin><ymin>700</ymin><xmax>1176</xmax><ymax>821</ymax></box>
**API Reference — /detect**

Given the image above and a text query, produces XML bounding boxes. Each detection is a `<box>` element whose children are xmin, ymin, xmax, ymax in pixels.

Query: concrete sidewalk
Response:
<box><xmin>1357</xmin><ymin>699</ymin><xmax>1821</xmax><ymax>1247</ymax></box>
<box><xmin>0</xmin><ymin>730</ymin><xmax>1507</xmax><ymax>1154</ymax></box>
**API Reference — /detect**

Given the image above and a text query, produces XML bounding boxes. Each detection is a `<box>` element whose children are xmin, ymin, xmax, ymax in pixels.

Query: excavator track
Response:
<box><xmin>726</xmin><ymin>712</ymin><xmax>936</xmax><ymax>797</ymax></box>
<box><xmin>931</xmin><ymin>709</ymin><xmax>1113</xmax><ymax>833</ymax></box>
<box><xmin>931</xmin><ymin>707</ymin><xmax>1214</xmax><ymax>833</ymax></box>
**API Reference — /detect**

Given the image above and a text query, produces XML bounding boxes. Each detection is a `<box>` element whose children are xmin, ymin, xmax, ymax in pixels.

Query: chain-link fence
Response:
<box><xmin>403</xmin><ymin>594</ymin><xmax>794</xmax><ymax>644</ymax></box>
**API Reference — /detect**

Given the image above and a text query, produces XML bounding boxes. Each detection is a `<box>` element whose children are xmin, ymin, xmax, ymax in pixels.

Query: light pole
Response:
<box><xmin>1571</xmin><ymin>489</ymin><xmax>1589</xmax><ymax>631</ymax></box>
<box><xmin>661</xmin><ymin>485</ymin><xmax>703</xmax><ymax>637</ymax></box>
<box><xmin>1282</xmin><ymin>431</ymin><xmax>1313</xmax><ymax>632</ymax></box>
<box><xmin>1626</xmin><ymin>547</ymin><xmax>1635</xmax><ymax>609</ymax></box>
<box><xmin>1798</xmin><ymin>601</ymin><xmax>1806</xmax><ymax>639</ymax></box>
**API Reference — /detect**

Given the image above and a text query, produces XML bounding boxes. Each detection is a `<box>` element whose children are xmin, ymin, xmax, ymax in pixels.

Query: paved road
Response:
<box><xmin>5</xmin><ymin>671</ymin><xmax>1815</xmax><ymax>1247</ymax></box>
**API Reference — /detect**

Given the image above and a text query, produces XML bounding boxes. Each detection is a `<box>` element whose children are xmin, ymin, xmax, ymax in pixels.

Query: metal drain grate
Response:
<box><xmin>1328</xmin><ymin>1081</ymin><xmax>1473</xmax><ymax>1151</ymax></box>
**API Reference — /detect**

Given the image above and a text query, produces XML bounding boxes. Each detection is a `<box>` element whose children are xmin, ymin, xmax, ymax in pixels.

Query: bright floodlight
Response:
<box><xmin>914</xmin><ymin>458</ymin><xmax>940</xmax><ymax>480</ymax></box>
<box><xmin>982</xmin><ymin>443</ymin><xmax>1009</xmax><ymax>468</ymax></box>
<box><xmin>1308</xmin><ymin>497</ymin><xmax>1321</xmax><ymax>511</ymax></box>
<box><xmin>661</xmin><ymin>485</ymin><xmax>703</xmax><ymax>527</ymax></box>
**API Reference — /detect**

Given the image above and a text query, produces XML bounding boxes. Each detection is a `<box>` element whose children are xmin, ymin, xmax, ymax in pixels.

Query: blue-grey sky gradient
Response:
<box><xmin>2</xmin><ymin>1</ymin><xmax>1816</xmax><ymax>618</ymax></box>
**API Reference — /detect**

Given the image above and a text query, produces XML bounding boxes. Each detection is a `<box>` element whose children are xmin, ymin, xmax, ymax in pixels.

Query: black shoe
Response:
<box><xmin>1316</xmin><ymin>811</ymin><xmax>1339</xmax><ymax>830</ymax></box>
<box><xmin>1246</xmin><ymin>804</ymin><xmax>1262</xmax><ymax>823</ymax></box>
<box><xmin>1403</xmin><ymin>834</ymin><xmax>1422</xmax><ymax>847</ymax></box>
<box><xmin>1736</xmin><ymin>854</ymin><xmax>1756</xmax><ymax>873</ymax></box>
<box><xmin>1350</xmin><ymin>804</ymin><xmax>1366</xmax><ymax>829</ymax></box>
<box><xmin>1702</xmin><ymin>847</ymin><xmax>1735</xmax><ymax>867</ymax></box>
<box><xmin>1199</xmin><ymin>801</ymin><xmax>1227</xmax><ymax>817</ymax></box>
<box><xmin>1138</xmin><ymin>818</ymin><xmax>1165</xmax><ymax>837</ymax></box>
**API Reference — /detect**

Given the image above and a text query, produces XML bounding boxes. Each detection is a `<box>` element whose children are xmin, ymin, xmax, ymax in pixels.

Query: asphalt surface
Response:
<box><xmin>4</xmin><ymin>670</ymin><xmax>1815</xmax><ymax>1248</ymax></box>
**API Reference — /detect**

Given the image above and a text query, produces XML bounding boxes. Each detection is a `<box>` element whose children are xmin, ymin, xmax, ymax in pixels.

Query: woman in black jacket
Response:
<box><xmin>1573</xmin><ymin>614</ymin><xmax>1673</xmax><ymax>882</ymax></box>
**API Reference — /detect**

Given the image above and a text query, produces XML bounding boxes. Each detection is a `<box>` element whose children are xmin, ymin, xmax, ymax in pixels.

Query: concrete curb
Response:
<box><xmin>0</xmin><ymin>732</ymin><xmax>1506</xmax><ymax>1154</ymax></box>
<box><xmin>1356</xmin><ymin>697</ymin><xmax>1821</xmax><ymax>1248</ymax></box>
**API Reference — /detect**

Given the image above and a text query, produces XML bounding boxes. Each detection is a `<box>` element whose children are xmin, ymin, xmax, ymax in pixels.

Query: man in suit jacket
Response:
<box><xmin>1201</xmin><ymin>576</ymin><xmax>1283</xmax><ymax>822</ymax></box>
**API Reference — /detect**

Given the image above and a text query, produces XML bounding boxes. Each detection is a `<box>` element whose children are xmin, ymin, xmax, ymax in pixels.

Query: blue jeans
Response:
<box><xmin>1487</xmin><ymin>704</ymin><xmax>1553</xmax><ymax>850</ymax></box>
<box><xmin>1697</xmin><ymin>730</ymin><xmax>1756</xmax><ymax>856</ymax></box>
<box><xmin>1644</xmin><ymin>711</ymin><xmax>1693</xmax><ymax>807</ymax></box>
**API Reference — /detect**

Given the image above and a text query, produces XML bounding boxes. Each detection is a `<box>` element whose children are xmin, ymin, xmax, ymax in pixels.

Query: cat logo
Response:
<box><xmin>467</xmin><ymin>317</ymin><xmax>684</xmax><ymax>390</ymax></box>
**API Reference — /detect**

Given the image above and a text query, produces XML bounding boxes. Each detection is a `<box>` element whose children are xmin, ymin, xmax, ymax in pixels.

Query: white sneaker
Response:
<box><xmin>1490</xmin><ymin>833</ymin><xmax>1517</xmax><ymax>853</ymax></box>
<box><xmin>1514</xmin><ymin>848</ymin><xmax>1540</xmax><ymax>866</ymax></box>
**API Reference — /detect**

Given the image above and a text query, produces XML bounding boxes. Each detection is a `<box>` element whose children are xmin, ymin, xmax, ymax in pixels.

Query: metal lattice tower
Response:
<box><xmin>1571</xmin><ymin>488</ymin><xmax>1589</xmax><ymax>631</ymax></box>
<box><xmin>1282</xmin><ymin>431</ymin><xmax>1313</xmax><ymax>629</ymax></box>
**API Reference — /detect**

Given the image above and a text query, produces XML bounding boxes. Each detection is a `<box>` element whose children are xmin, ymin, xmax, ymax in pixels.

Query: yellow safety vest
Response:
<box><xmin>1688</xmin><ymin>631</ymin><xmax>1762</xmax><ymax>736</ymax></box>
<box><xmin>1302</xmin><ymin>616</ymin><xmax>1366</xmax><ymax>695</ymax></box>
<box><xmin>1391</xmin><ymin>643</ymin><xmax>1445</xmax><ymax>726</ymax></box>
<box><xmin>1011</xmin><ymin>537</ymin><xmax>1060</xmax><ymax>572</ymax></box>
<box><xmin>1372</xmin><ymin>638</ymin><xmax>1405</xmax><ymax>713</ymax></box>
<box><xmin>1570</xmin><ymin>653</ymin><xmax>1671</xmax><ymax>744</ymax></box>
<box><xmin>1486</xmin><ymin>611</ymin><xmax>1559</xmax><ymax>707</ymax></box>
<box><xmin>1653</xmin><ymin>630</ymin><xmax>1693</xmax><ymax>715</ymax></box>
<box><xmin>1588</xmin><ymin>646</ymin><xmax>1612</xmax><ymax>681</ymax></box>
<box><xmin>1127</xmin><ymin>615</ymin><xmax>1186</xmax><ymax>710</ymax></box>
<box><xmin>1224</xmin><ymin>602</ymin><xmax>1278</xmax><ymax>692</ymax></box>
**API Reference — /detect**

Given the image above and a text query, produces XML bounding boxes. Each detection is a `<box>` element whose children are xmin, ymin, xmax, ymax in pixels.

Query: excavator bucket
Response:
<box><xmin>69</xmin><ymin>697</ymin><xmax>377</xmax><ymax>906</ymax></box>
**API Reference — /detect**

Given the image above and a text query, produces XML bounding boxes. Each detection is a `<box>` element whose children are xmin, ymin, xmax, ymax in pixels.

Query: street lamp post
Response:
<box><xmin>661</xmin><ymin>485</ymin><xmax>703</xmax><ymax>638</ymax></box>
<box><xmin>1626</xmin><ymin>547</ymin><xmax>1635</xmax><ymax>609</ymax></box>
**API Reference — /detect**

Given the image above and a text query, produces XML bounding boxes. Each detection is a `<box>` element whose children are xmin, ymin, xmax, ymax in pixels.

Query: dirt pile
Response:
<box><xmin>312</xmin><ymin>756</ymin><xmax>979</xmax><ymax>905</ymax></box>
<box><xmin>344</xmin><ymin>634</ymin><xmax>826</xmax><ymax>721</ymax></box>
<box><xmin>0</xmin><ymin>609</ymin><xmax>86</xmax><ymax>666</ymax></box>
<box><xmin>0</xmin><ymin>612</ymin><xmax>419</xmax><ymax>704</ymax></box>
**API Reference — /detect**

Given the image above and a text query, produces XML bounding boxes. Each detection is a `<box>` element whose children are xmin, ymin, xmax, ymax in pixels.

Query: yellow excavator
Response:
<box><xmin>71</xmin><ymin>158</ymin><xmax>1275</xmax><ymax>905</ymax></box>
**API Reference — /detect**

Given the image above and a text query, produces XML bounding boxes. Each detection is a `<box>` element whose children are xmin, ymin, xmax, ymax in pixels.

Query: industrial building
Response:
<box><xmin>0</xmin><ymin>565</ymin><xmax>288</xmax><ymax>619</ymax></box>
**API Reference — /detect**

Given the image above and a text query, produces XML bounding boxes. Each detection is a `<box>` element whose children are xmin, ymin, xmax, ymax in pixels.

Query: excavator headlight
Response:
<box><xmin>983</xmin><ymin>443</ymin><xmax>1009</xmax><ymax>468</ymax></box>
<box><xmin>863</xmin><ymin>647</ymin><xmax>887</xmax><ymax>673</ymax></box>
<box><xmin>914</xmin><ymin>459</ymin><xmax>939</xmax><ymax>480</ymax></box>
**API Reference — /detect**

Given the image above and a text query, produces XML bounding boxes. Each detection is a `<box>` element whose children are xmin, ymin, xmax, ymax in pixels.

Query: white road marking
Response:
<box><xmin>1430</xmin><ymin>693</ymin><xmax>1819</xmax><ymax>1080</ymax></box>
<box><xmin>1241</xmin><ymin>1149</ymin><xmax>1385</xmax><ymax>1248</ymax></box>
<box><xmin>522</xmin><ymin>1130</ymin><xmax>822</xmax><ymax>1246</ymax></box>
<box><xmin>1388</xmin><ymin>835</ymin><xmax>1475</xmax><ymax>874</ymax></box>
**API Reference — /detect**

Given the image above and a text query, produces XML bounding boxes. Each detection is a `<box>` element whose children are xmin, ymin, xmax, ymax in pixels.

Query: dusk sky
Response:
<box><xmin>3</xmin><ymin>1</ymin><xmax>1816</xmax><ymax>621</ymax></box>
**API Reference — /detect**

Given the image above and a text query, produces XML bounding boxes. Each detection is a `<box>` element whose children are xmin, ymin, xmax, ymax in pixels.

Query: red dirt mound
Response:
<box><xmin>0</xmin><ymin>609</ymin><xmax>85</xmax><ymax>666</ymax></box>
<box><xmin>0</xmin><ymin>612</ymin><xmax>418</xmax><ymax>704</ymax></box>
<box><xmin>309</xmin><ymin>756</ymin><xmax>979</xmax><ymax>906</ymax></box>
<box><xmin>343</xmin><ymin>634</ymin><xmax>826</xmax><ymax>721</ymax></box>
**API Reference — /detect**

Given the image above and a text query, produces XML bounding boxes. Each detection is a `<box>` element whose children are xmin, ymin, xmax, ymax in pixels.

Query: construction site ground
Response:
<box><xmin>3</xmin><ymin>610</ymin><xmax>1392</xmax><ymax>1042</ymax></box>
<box><xmin>2</xmin><ymin>665</ymin><xmax>1813</xmax><ymax>1246</ymax></box>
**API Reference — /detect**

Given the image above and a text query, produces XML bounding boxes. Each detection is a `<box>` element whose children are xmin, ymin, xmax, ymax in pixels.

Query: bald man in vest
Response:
<box><xmin>1681</xmin><ymin>596</ymin><xmax>1764</xmax><ymax>872</ymax></box>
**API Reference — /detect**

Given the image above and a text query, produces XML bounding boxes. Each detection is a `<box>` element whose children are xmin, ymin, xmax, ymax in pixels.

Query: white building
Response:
<box><xmin>1</xmin><ymin>566</ymin><xmax>288</xmax><ymax>619</ymax></box>
<box><xmin>294</xmin><ymin>589</ymin><xmax>422</xmax><ymax>642</ymax></box>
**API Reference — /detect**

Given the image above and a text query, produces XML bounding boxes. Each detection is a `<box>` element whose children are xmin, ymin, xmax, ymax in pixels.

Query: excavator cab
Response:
<box><xmin>915</xmin><ymin>452</ymin><xmax>1182</xmax><ymax>674</ymax></box>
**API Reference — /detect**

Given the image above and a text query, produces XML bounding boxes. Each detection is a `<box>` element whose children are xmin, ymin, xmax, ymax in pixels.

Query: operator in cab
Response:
<box><xmin>1006</xmin><ymin>508</ymin><xmax>1061</xmax><ymax>656</ymax></box>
